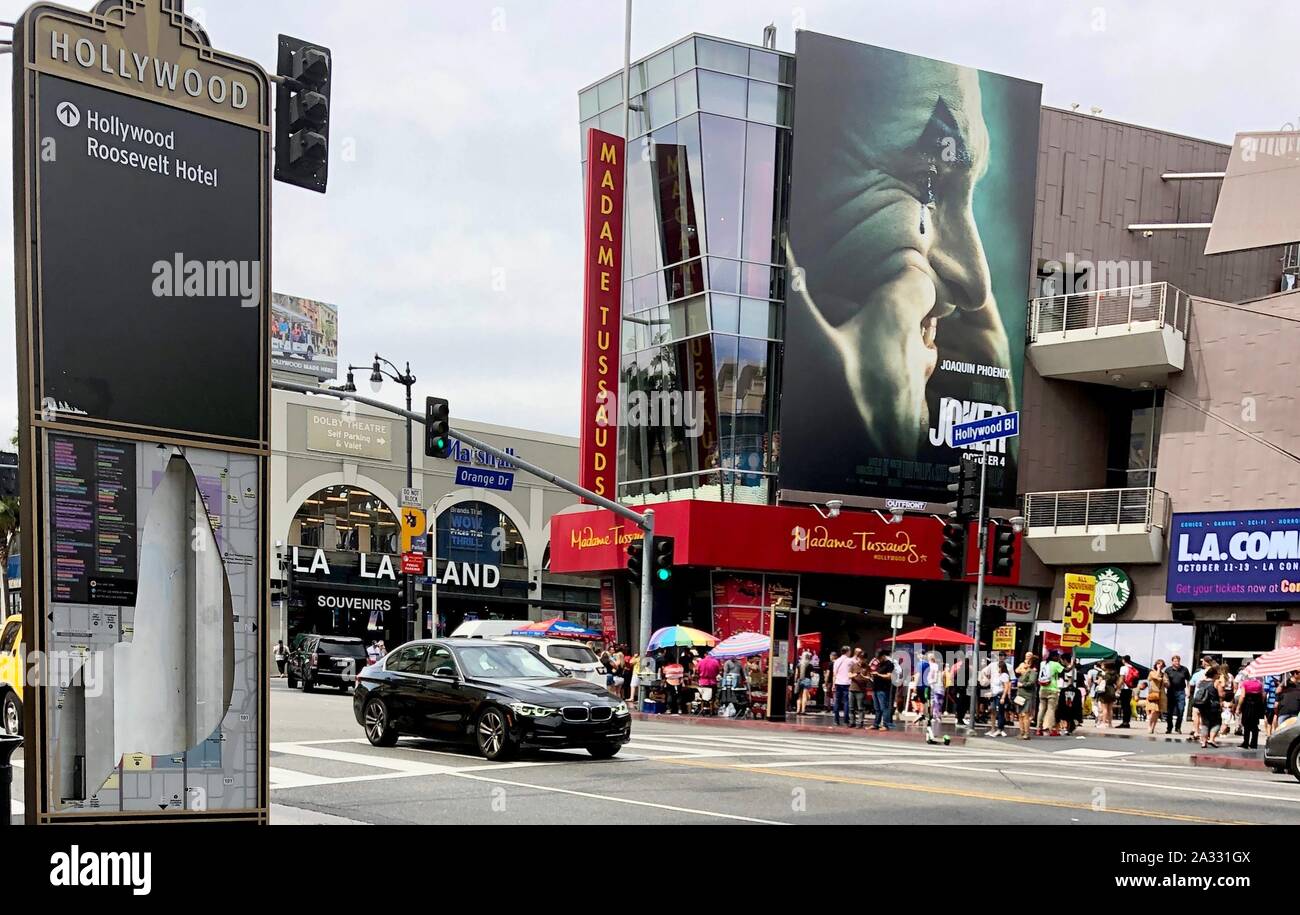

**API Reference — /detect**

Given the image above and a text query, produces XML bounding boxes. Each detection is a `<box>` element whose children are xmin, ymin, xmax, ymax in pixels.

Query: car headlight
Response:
<box><xmin>614</xmin><ymin>702</ymin><xmax>630</xmax><ymax>717</ymax></box>
<box><xmin>510</xmin><ymin>703</ymin><xmax>557</xmax><ymax>718</ymax></box>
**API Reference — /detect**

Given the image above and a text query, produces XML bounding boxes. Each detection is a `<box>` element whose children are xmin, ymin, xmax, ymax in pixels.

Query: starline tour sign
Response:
<box><xmin>1168</xmin><ymin>509</ymin><xmax>1300</xmax><ymax>603</ymax></box>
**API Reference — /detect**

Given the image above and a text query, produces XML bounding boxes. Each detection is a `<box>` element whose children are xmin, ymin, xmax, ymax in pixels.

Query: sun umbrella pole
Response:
<box><xmin>968</xmin><ymin>450</ymin><xmax>989</xmax><ymax>737</ymax></box>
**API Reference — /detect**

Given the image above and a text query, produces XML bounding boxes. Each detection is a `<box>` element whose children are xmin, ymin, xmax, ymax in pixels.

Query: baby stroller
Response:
<box><xmin>718</xmin><ymin>672</ymin><xmax>751</xmax><ymax>719</ymax></box>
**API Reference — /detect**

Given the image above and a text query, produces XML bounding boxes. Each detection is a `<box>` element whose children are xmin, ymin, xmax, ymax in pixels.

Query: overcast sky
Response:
<box><xmin>0</xmin><ymin>0</ymin><xmax>1294</xmax><ymax>441</ymax></box>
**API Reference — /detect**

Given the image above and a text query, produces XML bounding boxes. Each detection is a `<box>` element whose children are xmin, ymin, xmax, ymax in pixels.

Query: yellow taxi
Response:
<box><xmin>0</xmin><ymin>612</ymin><xmax>22</xmax><ymax>736</ymax></box>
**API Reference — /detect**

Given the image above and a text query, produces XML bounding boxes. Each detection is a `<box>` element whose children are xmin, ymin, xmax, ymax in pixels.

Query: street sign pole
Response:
<box><xmin>968</xmin><ymin>446</ymin><xmax>989</xmax><ymax>736</ymax></box>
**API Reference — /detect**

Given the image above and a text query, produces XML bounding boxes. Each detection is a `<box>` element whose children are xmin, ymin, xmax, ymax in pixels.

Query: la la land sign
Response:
<box><xmin>291</xmin><ymin>547</ymin><xmax>500</xmax><ymax>589</ymax></box>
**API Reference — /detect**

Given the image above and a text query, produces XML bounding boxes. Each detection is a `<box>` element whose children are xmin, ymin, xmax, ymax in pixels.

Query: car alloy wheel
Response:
<box><xmin>476</xmin><ymin>707</ymin><xmax>514</xmax><ymax>761</ymax></box>
<box><xmin>2</xmin><ymin>694</ymin><xmax>19</xmax><ymax>736</ymax></box>
<box><xmin>364</xmin><ymin>698</ymin><xmax>397</xmax><ymax>747</ymax></box>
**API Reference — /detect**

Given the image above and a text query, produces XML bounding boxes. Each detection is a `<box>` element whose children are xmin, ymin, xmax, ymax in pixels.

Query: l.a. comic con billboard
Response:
<box><xmin>780</xmin><ymin>32</ymin><xmax>1041</xmax><ymax>508</ymax></box>
<box><xmin>1168</xmin><ymin>509</ymin><xmax>1300</xmax><ymax>603</ymax></box>
<box><xmin>12</xmin><ymin>0</ymin><xmax>270</xmax><ymax>824</ymax></box>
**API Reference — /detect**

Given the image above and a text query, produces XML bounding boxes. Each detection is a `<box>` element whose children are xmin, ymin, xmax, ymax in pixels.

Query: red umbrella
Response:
<box><xmin>1242</xmin><ymin>647</ymin><xmax>1300</xmax><ymax>678</ymax></box>
<box><xmin>891</xmin><ymin>625</ymin><xmax>975</xmax><ymax>646</ymax></box>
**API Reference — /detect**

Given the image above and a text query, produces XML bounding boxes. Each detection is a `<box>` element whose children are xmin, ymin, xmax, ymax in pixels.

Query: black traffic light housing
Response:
<box><xmin>275</xmin><ymin>35</ymin><xmax>332</xmax><ymax>193</ymax></box>
<box><xmin>939</xmin><ymin>520</ymin><xmax>967</xmax><ymax>580</ymax></box>
<box><xmin>626</xmin><ymin>539</ymin><xmax>644</xmax><ymax>580</ymax></box>
<box><xmin>990</xmin><ymin>520</ymin><xmax>1017</xmax><ymax>577</ymax></box>
<box><xmin>425</xmin><ymin>397</ymin><xmax>451</xmax><ymax>459</ymax></box>
<box><xmin>946</xmin><ymin>457</ymin><xmax>982</xmax><ymax>522</ymax></box>
<box><xmin>652</xmin><ymin>537</ymin><xmax>675</xmax><ymax>586</ymax></box>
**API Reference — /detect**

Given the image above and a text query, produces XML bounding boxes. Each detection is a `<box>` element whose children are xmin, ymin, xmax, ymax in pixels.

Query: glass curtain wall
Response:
<box><xmin>580</xmin><ymin>36</ymin><xmax>794</xmax><ymax>505</ymax></box>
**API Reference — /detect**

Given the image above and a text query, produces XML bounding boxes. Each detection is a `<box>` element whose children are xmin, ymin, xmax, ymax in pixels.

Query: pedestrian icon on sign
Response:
<box><xmin>56</xmin><ymin>101</ymin><xmax>80</xmax><ymax>128</ymax></box>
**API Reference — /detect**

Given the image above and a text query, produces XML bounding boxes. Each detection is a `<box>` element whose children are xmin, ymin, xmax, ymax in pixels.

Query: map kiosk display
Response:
<box><xmin>12</xmin><ymin>0</ymin><xmax>271</xmax><ymax>824</ymax></box>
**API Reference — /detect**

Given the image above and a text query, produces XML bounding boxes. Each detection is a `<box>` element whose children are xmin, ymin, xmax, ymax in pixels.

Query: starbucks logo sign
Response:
<box><xmin>1092</xmin><ymin>567</ymin><xmax>1132</xmax><ymax>616</ymax></box>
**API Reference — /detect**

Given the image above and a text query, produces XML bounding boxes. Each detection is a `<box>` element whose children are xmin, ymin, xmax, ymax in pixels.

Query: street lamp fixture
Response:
<box><xmin>812</xmin><ymin>500</ymin><xmax>843</xmax><ymax>520</ymax></box>
<box><xmin>1009</xmin><ymin>515</ymin><xmax>1027</xmax><ymax>534</ymax></box>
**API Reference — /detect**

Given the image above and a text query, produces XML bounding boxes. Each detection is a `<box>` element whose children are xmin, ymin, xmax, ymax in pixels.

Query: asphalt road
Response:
<box><xmin>8</xmin><ymin>681</ymin><xmax>1297</xmax><ymax>825</ymax></box>
<box><xmin>261</xmin><ymin>680</ymin><xmax>1300</xmax><ymax>825</ymax></box>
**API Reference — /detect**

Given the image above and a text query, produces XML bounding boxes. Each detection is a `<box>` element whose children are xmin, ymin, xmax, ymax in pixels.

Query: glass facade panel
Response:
<box><xmin>742</xmin><ymin>123</ymin><xmax>777</xmax><ymax>264</ymax></box>
<box><xmin>292</xmin><ymin>486</ymin><xmax>398</xmax><ymax>553</ymax></box>
<box><xmin>664</xmin><ymin>258</ymin><xmax>706</xmax><ymax>301</ymax></box>
<box><xmin>625</xmin><ymin>148</ymin><xmax>658</xmax><ymax>279</ymax></box>
<box><xmin>779</xmin><ymin>55</ymin><xmax>796</xmax><ymax>84</ymax></box>
<box><xmin>579</xmin><ymin>116</ymin><xmax>597</xmax><ymax>161</ymax></box>
<box><xmin>732</xmin><ymin>337</ymin><xmax>771</xmax><ymax>472</ymax></box>
<box><xmin>597</xmin><ymin>74</ymin><xmax>623</xmax><ymax>112</ymax></box>
<box><xmin>678</xmin><ymin>114</ymin><xmax>707</xmax><ymax>257</ymax></box>
<box><xmin>697</xmin><ymin>38</ymin><xmax>750</xmax><ymax>75</ymax></box>
<box><xmin>712</xmin><ymin>334</ymin><xmax>740</xmax><ymax>471</ymax></box>
<box><xmin>675</xmin><ymin>72</ymin><xmax>698</xmax><ymax>116</ymax></box>
<box><xmin>598</xmin><ymin>106</ymin><xmax>623</xmax><ymax>136</ymax></box>
<box><xmin>647</xmin><ymin>81</ymin><xmax>676</xmax><ymax>131</ymax></box>
<box><xmin>647</xmin><ymin>48</ymin><xmax>675</xmax><ymax>87</ymax></box>
<box><xmin>698</xmin><ymin>70</ymin><xmax>748</xmax><ymax>119</ymax></box>
<box><xmin>741</xmin><ymin>263</ymin><xmax>772</xmax><ymax>299</ymax></box>
<box><xmin>674</xmin><ymin>38</ymin><xmax>696</xmax><ymax>72</ymax></box>
<box><xmin>579</xmin><ymin>88</ymin><xmax>599</xmax><ymax>122</ymax></box>
<box><xmin>709</xmin><ymin>257</ymin><xmax>740</xmax><ymax>294</ymax></box>
<box><xmin>739</xmin><ymin>298</ymin><xmax>771</xmax><ymax>338</ymax></box>
<box><xmin>747</xmin><ymin>81</ymin><xmax>778</xmax><ymax>124</ymax></box>
<box><xmin>700</xmin><ymin>114</ymin><xmax>746</xmax><ymax>259</ymax></box>
<box><xmin>712</xmin><ymin>294</ymin><xmax>741</xmax><ymax>334</ymax></box>
<box><xmin>435</xmin><ymin>501</ymin><xmax>526</xmax><ymax>568</ymax></box>
<box><xmin>749</xmin><ymin>49</ymin><xmax>780</xmax><ymax>82</ymax></box>
<box><xmin>685</xmin><ymin>296</ymin><xmax>709</xmax><ymax>336</ymax></box>
<box><xmin>629</xmin><ymin>61</ymin><xmax>647</xmax><ymax>97</ymax></box>
<box><xmin>628</xmin><ymin>93</ymin><xmax>649</xmax><ymax>137</ymax></box>
<box><xmin>632</xmin><ymin>273</ymin><xmax>662</xmax><ymax>313</ymax></box>
<box><xmin>777</xmin><ymin>86</ymin><xmax>794</xmax><ymax>126</ymax></box>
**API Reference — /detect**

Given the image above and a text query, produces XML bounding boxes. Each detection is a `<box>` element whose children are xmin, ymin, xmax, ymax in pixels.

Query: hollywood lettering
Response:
<box><xmin>578</xmin><ymin>130</ymin><xmax>625</xmax><ymax>499</ymax></box>
<box><xmin>46</xmin><ymin>28</ymin><xmax>250</xmax><ymax>109</ymax></box>
<box><xmin>291</xmin><ymin>546</ymin><xmax>501</xmax><ymax>588</ymax></box>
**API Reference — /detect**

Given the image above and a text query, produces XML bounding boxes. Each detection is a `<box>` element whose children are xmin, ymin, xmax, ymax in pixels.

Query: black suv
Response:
<box><xmin>287</xmin><ymin>635</ymin><xmax>368</xmax><ymax>692</ymax></box>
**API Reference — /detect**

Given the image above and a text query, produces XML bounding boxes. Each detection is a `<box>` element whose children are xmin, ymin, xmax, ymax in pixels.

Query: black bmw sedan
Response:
<box><xmin>352</xmin><ymin>639</ymin><xmax>632</xmax><ymax>761</ymax></box>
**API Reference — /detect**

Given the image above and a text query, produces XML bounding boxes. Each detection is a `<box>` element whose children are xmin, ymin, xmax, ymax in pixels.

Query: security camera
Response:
<box><xmin>827</xmin><ymin>500</ymin><xmax>843</xmax><ymax>518</ymax></box>
<box><xmin>890</xmin><ymin>511</ymin><xmax>904</xmax><ymax>524</ymax></box>
<box><xmin>1142</xmin><ymin>230</ymin><xmax>1154</xmax><ymax>239</ymax></box>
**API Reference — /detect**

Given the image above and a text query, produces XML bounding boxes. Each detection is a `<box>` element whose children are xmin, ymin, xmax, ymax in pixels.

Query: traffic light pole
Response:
<box><xmin>967</xmin><ymin>448</ymin><xmax>989</xmax><ymax>736</ymax></box>
<box><xmin>272</xmin><ymin>381</ymin><xmax>659</xmax><ymax>651</ymax></box>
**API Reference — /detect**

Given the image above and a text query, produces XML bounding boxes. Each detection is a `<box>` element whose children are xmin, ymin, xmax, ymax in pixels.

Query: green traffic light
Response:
<box><xmin>657</xmin><ymin>568</ymin><xmax>671</xmax><ymax>582</ymax></box>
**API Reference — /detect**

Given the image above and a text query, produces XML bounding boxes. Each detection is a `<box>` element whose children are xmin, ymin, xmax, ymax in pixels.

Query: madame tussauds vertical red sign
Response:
<box><xmin>579</xmin><ymin>129</ymin><xmax>625</xmax><ymax>500</ymax></box>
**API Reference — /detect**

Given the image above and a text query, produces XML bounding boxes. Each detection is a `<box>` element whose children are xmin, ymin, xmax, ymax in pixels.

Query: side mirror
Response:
<box><xmin>558</xmin><ymin>666</ymin><xmax>573</xmax><ymax>678</ymax></box>
<box><xmin>432</xmin><ymin>667</ymin><xmax>458</xmax><ymax>680</ymax></box>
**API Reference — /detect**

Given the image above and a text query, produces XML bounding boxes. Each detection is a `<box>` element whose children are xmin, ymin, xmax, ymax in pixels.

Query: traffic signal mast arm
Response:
<box><xmin>272</xmin><ymin>379</ymin><xmax>647</xmax><ymax>530</ymax></box>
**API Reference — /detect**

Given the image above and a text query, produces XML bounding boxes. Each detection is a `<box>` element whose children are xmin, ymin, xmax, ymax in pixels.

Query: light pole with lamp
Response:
<box><xmin>345</xmin><ymin>355</ymin><xmax>418</xmax><ymax>643</ymax></box>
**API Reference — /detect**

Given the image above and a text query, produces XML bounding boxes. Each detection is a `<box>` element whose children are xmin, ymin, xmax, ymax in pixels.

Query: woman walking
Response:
<box><xmin>1015</xmin><ymin>652</ymin><xmax>1038</xmax><ymax>740</ymax></box>
<box><xmin>1145</xmin><ymin>659</ymin><xmax>1167</xmax><ymax>734</ymax></box>
<box><xmin>989</xmin><ymin>660</ymin><xmax>1011</xmax><ymax>737</ymax></box>
<box><xmin>1194</xmin><ymin>665</ymin><xmax>1225</xmax><ymax>748</ymax></box>
<box><xmin>1237</xmin><ymin>672</ymin><xmax>1265</xmax><ymax>750</ymax></box>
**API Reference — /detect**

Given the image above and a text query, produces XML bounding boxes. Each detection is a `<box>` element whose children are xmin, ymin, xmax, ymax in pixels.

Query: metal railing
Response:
<box><xmin>1023</xmin><ymin>487</ymin><xmax>1169</xmax><ymax>534</ymax></box>
<box><xmin>1029</xmin><ymin>282</ymin><xmax>1190</xmax><ymax>342</ymax></box>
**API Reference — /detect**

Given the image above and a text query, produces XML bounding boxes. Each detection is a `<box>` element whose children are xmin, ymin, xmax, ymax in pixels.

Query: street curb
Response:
<box><xmin>1188</xmin><ymin>754</ymin><xmax>1269</xmax><ymax>772</ymax></box>
<box><xmin>630</xmin><ymin>712</ymin><xmax>969</xmax><ymax>746</ymax></box>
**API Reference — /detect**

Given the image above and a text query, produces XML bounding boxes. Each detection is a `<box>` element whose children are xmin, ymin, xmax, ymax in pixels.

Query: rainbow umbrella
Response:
<box><xmin>647</xmin><ymin>626</ymin><xmax>717</xmax><ymax>651</ymax></box>
<box><xmin>710</xmin><ymin>631</ymin><xmax>771</xmax><ymax>659</ymax></box>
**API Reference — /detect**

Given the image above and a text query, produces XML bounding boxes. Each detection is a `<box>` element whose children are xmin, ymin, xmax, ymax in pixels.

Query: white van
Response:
<box><xmin>449</xmin><ymin>620</ymin><xmax>526</xmax><ymax>640</ymax></box>
<box><xmin>492</xmin><ymin>636</ymin><xmax>606</xmax><ymax>687</ymax></box>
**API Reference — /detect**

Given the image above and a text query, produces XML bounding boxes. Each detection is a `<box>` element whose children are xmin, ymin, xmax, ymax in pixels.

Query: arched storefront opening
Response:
<box><xmin>286</xmin><ymin>485</ymin><xmax>402</xmax><ymax>647</ymax></box>
<box><xmin>291</xmin><ymin>484</ymin><xmax>399</xmax><ymax>554</ymax></box>
<box><xmin>432</xmin><ymin>500</ymin><xmax>529</xmax><ymax>633</ymax></box>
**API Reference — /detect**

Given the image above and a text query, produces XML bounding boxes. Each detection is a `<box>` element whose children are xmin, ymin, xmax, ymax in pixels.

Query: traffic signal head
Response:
<box><xmin>425</xmin><ymin>397</ymin><xmax>451</xmax><ymax>459</ymax></box>
<box><xmin>945</xmin><ymin>458</ymin><xmax>982</xmax><ymax>522</ymax></box>
<box><xmin>991</xmin><ymin>520</ymin><xmax>1017</xmax><ymax>577</ymax></box>
<box><xmin>939</xmin><ymin>521</ymin><xmax>967</xmax><ymax>580</ymax></box>
<box><xmin>275</xmin><ymin>36</ymin><xmax>332</xmax><ymax>192</ymax></box>
<box><xmin>626</xmin><ymin>539</ymin><xmax>644</xmax><ymax>580</ymax></box>
<box><xmin>653</xmin><ymin>537</ymin><xmax>675</xmax><ymax>585</ymax></box>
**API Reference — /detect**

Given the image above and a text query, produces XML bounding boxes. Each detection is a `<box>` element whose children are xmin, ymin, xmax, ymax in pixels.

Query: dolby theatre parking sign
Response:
<box><xmin>1168</xmin><ymin>509</ymin><xmax>1300</xmax><ymax>603</ymax></box>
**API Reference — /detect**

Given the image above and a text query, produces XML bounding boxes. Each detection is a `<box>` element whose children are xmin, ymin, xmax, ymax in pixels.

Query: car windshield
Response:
<box><xmin>318</xmin><ymin>638</ymin><xmax>366</xmax><ymax>658</ymax></box>
<box><xmin>549</xmin><ymin>644</ymin><xmax>599</xmax><ymax>665</ymax></box>
<box><xmin>456</xmin><ymin>644</ymin><xmax>560</xmax><ymax>680</ymax></box>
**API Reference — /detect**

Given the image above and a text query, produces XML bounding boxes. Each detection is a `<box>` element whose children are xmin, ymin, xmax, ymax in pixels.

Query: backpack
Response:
<box><xmin>1038</xmin><ymin>663</ymin><xmax>1054</xmax><ymax>687</ymax></box>
<box><xmin>1123</xmin><ymin>665</ymin><xmax>1139</xmax><ymax>688</ymax></box>
<box><xmin>1192</xmin><ymin>678</ymin><xmax>1218</xmax><ymax>708</ymax></box>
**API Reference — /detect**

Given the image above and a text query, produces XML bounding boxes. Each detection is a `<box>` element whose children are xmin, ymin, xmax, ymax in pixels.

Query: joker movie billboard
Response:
<box><xmin>1168</xmin><ymin>509</ymin><xmax>1300</xmax><ymax>604</ymax></box>
<box><xmin>780</xmin><ymin>33</ymin><xmax>1041</xmax><ymax>507</ymax></box>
